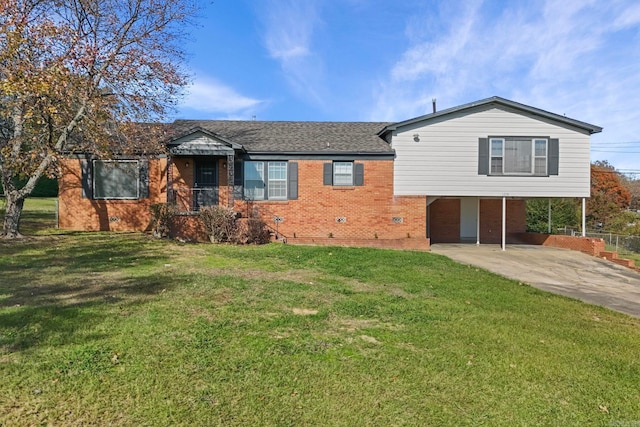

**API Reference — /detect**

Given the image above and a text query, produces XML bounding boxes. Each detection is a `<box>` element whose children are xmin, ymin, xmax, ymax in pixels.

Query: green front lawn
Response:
<box><xmin>1</xmin><ymin>199</ymin><xmax>639</xmax><ymax>425</ymax></box>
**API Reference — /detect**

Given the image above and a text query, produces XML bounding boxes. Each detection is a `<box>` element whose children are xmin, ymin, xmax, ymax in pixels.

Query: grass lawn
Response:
<box><xmin>1</xmin><ymin>198</ymin><xmax>640</xmax><ymax>426</ymax></box>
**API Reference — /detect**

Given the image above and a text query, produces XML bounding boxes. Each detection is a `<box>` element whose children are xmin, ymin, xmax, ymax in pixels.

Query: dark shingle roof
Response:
<box><xmin>170</xmin><ymin>120</ymin><xmax>393</xmax><ymax>154</ymax></box>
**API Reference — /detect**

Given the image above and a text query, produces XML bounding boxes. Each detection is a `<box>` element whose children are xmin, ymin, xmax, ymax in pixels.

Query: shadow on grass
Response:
<box><xmin>0</xmin><ymin>271</ymin><xmax>191</xmax><ymax>353</ymax></box>
<box><xmin>0</xmin><ymin>232</ymin><xmax>188</xmax><ymax>353</ymax></box>
<box><xmin>19</xmin><ymin>210</ymin><xmax>57</xmax><ymax>235</ymax></box>
<box><xmin>0</xmin><ymin>233</ymin><xmax>170</xmax><ymax>284</ymax></box>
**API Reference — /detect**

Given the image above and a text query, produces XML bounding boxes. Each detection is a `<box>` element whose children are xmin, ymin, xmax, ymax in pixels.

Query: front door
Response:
<box><xmin>194</xmin><ymin>159</ymin><xmax>218</xmax><ymax>210</ymax></box>
<box><xmin>460</xmin><ymin>197</ymin><xmax>478</xmax><ymax>242</ymax></box>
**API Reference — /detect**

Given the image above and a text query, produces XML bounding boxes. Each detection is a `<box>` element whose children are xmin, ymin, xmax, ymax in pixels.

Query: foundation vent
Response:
<box><xmin>335</xmin><ymin>217</ymin><xmax>347</xmax><ymax>223</ymax></box>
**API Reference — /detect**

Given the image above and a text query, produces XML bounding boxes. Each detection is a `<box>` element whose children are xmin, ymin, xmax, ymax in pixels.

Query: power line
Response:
<box><xmin>591</xmin><ymin>141</ymin><xmax>640</xmax><ymax>145</ymax></box>
<box><xmin>591</xmin><ymin>150</ymin><xmax>640</xmax><ymax>153</ymax></box>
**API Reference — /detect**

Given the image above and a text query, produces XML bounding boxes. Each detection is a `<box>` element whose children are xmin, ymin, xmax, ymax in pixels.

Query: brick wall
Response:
<box><xmin>58</xmin><ymin>158</ymin><xmax>167</xmax><ymax>231</ymax></box>
<box><xmin>516</xmin><ymin>233</ymin><xmax>605</xmax><ymax>256</ymax></box>
<box><xmin>428</xmin><ymin>199</ymin><xmax>460</xmax><ymax>243</ymax></box>
<box><xmin>479</xmin><ymin>199</ymin><xmax>527</xmax><ymax>244</ymax></box>
<box><xmin>230</xmin><ymin>159</ymin><xmax>427</xmax><ymax>242</ymax></box>
<box><xmin>428</xmin><ymin>198</ymin><xmax>526</xmax><ymax>244</ymax></box>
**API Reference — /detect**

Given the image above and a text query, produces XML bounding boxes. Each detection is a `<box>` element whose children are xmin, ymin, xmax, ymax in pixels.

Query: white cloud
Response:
<box><xmin>367</xmin><ymin>0</ymin><xmax>640</xmax><ymax>171</ymax></box>
<box><xmin>257</xmin><ymin>0</ymin><xmax>326</xmax><ymax>105</ymax></box>
<box><xmin>613</xmin><ymin>2</ymin><xmax>640</xmax><ymax>29</ymax></box>
<box><xmin>181</xmin><ymin>77</ymin><xmax>263</xmax><ymax>115</ymax></box>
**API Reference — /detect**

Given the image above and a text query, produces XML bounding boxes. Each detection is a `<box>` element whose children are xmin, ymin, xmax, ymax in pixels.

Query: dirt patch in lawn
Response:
<box><xmin>292</xmin><ymin>308</ymin><xmax>319</xmax><ymax>315</ymax></box>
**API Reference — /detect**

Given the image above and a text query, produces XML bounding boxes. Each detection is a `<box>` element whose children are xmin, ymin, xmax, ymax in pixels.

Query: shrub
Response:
<box><xmin>236</xmin><ymin>218</ymin><xmax>271</xmax><ymax>244</ymax></box>
<box><xmin>149</xmin><ymin>203</ymin><xmax>176</xmax><ymax>238</ymax></box>
<box><xmin>199</xmin><ymin>206</ymin><xmax>237</xmax><ymax>243</ymax></box>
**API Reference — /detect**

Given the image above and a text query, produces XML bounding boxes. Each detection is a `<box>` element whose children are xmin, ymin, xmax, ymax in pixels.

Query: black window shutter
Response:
<box><xmin>478</xmin><ymin>138</ymin><xmax>489</xmax><ymax>175</ymax></box>
<box><xmin>81</xmin><ymin>159</ymin><xmax>93</xmax><ymax>199</ymax></box>
<box><xmin>288</xmin><ymin>162</ymin><xmax>298</xmax><ymax>199</ymax></box>
<box><xmin>323</xmin><ymin>163</ymin><xmax>333</xmax><ymax>185</ymax></box>
<box><xmin>354</xmin><ymin>163</ymin><xmax>364</xmax><ymax>186</ymax></box>
<box><xmin>138</xmin><ymin>159</ymin><xmax>149</xmax><ymax>198</ymax></box>
<box><xmin>234</xmin><ymin>160</ymin><xmax>243</xmax><ymax>199</ymax></box>
<box><xmin>548</xmin><ymin>138</ymin><xmax>559</xmax><ymax>175</ymax></box>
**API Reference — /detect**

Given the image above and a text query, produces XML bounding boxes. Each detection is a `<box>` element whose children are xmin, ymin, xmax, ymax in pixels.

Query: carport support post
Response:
<box><xmin>548</xmin><ymin>199</ymin><xmax>552</xmax><ymax>234</ymax></box>
<box><xmin>502</xmin><ymin>197</ymin><xmax>506</xmax><ymax>251</ymax></box>
<box><xmin>476</xmin><ymin>198</ymin><xmax>481</xmax><ymax>245</ymax></box>
<box><xmin>582</xmin><ymin>197</ymin><xmax>586</xmax><ymax>237</ymax></box>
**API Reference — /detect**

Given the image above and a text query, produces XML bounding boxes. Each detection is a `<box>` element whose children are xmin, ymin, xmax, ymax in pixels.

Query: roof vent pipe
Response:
<box><xmin>432</xmin><ymin>98</ymin><xmax>436</xmax><ymax>113</ymax></box>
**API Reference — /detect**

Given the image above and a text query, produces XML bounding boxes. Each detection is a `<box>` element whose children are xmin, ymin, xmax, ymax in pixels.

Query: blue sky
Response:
<box><xmin>176</xmin><ymin>0</ymin><xmax>640</xmax><ymax>173</ymax></box>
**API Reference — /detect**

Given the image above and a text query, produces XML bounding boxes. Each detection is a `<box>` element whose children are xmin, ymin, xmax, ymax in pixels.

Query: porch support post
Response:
<box><xmin>227</xmin><ymin>154</ymin><xmax>235</xmax><ymax>209</ymax></box>
<box><xmin>166</xmin><ymin>155</ymin><xmax>174</xmax><ymax>204</ymax></box>
<box><xmin>476</xmin><ymin>198</ymin><xmax>481</xmax><ymax>245</ymax></box>
<box><xmin>582</xmin><ymin>197</ymin><xmax>586</xmax><ymax>237</ymax></box>
<box><xmin>548</xmin><ymin>199</ymin><xmax>552</xmax><ymax>234</ymax></box>
<box><xmin>502</xmin><ymin>197</ymin><xmax>506</xmax><ymax>251</ymax></box>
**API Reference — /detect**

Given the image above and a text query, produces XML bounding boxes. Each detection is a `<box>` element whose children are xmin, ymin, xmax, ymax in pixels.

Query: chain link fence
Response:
<box><xmin>558</xmin><ymin>226</ymin><xmax>640</xmax><ymax>256</ymax></box>
<box><xmin>584</xmin><ymin>232</ymin><xmax>640</xmax><ymax>255</ymax></box>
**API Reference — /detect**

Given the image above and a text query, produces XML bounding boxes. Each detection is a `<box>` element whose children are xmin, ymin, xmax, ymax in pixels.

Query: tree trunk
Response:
<box><xmin>2</xmin><ymin>192</ymin><xmax>25</xmax><ymax>239</ymax></box>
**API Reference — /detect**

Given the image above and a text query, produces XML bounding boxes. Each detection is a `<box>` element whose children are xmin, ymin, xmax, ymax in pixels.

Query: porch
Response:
<box><xmin>166</xmin><ymin>155</ymin><xmax>238</xmax><ymax>214</ymax></box>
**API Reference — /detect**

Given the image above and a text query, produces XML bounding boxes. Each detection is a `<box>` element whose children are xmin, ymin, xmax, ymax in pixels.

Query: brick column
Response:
<box><xmin>167</xmin><ymin>155</ymin><xmax>174</xmax><ymax>204</ymax></box>
<box><xmin>227</xmin><ymin>154</ymin><xmax>234</xmax><ymax>208</ymax></box>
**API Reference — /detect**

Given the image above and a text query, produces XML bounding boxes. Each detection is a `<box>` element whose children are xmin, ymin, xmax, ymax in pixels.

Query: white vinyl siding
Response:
<box><xmin>392</xmin><ymin>107</ymin><xmax>591</xmax><ymax>197</ymax></box>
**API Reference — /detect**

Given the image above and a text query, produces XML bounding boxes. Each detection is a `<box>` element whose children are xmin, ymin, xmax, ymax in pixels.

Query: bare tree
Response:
<box><xmin>0</xmin><ymin>0</ymin><xmax>196</xmax><ymax>238</ymax></box>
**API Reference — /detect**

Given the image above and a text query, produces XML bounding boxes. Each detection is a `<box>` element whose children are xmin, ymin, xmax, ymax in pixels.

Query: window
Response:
<box><xmin>93</xmin><ymin>160</ymin><xmax>139</xmax><ymax>199</ymax></box>
<box><xmin>489</xmin><ymin>137</ymin><xmax>548</xmax><ymax>175</ymax></box>
<box><xmin>244</xmin><ymin>161</ymin><xmax>265</xmax><ymax>200</ymax></box>
<box><xmin>534</xmin><ymin>139</ymin><xmax>547</xmax><ymax>175</ymax></box>
<box><xmin>333</xmin><ymin>162</ymin><xmax>353</xmax><ymax>186</ymax></box>
<box><xmin>243</xmin><ymin>161</ymin><xmax>293</xmax><ymax>200</ymax></box>
<box><xmin>268</xmin><ymin>162</ymin><xmax>287</xmax><ymax>200</ymax></box>
<box><xmin>323</xmin><ymin>162</ymin><xmax>364</xmax><ymax>186</ymax></box>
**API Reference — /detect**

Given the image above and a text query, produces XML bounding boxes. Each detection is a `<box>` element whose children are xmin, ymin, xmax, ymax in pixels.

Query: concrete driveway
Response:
<box><xmin>430</xmin><ymin>244</ymin><xmax>640</xmax><ymax>318</ymax></box>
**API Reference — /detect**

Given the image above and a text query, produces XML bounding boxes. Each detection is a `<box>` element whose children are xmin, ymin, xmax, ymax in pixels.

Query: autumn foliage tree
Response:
<box><xmin>0</xmin><ymin>0</ymin><xmax>195</xmax><ymax>238</ymax></box>
<box><xmin>587</xmin><ymin>161</ymin><xmax>632</xmax><ymax>228</ymax></box>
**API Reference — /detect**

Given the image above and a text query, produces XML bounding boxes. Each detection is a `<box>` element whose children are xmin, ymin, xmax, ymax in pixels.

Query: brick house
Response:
<box><xmin>58</xmin><ymin>96</ymin><xmax>602</xmax><ymax>250</ymax></box>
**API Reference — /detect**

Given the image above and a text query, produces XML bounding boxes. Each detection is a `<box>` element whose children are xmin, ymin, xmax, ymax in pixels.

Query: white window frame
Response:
<box><xmin>489</xmin><ymin>137</ymin><xmax>548</xmax><ymax>176</ymax></box>
<box><xmin>333</xmin><ymin>161</ymin><xmax>354</xmax><ymax>186</ymax></box>
<box><xmin>534</xmin><ymin>139</ymin><xmax>548</xmax><ymax>175</ymax></box>
<box><xmin>244</xmin><ymin>161</ymin><xmax>288</xmax><ymax>200</ymax></box>
<box><xmin>244</xmin><ymin>161</ymin><xmax>265</xmax><ymax>200</ymax></box>
<box><xmin>268</xmin><ymin>162</ymin><xmax>288</xmax><ymax>200</ymax></box>
<box><xmin>93</xmin><ymin>160</ymin><xmax>139</xmax><ymax>200</ymax></box>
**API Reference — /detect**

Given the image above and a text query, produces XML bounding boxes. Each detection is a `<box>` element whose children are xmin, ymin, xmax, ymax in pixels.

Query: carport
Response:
<box><xmin>427</xmin><ymin>197</ymin><xmax>588</xmax><ymax>250</ymax></box>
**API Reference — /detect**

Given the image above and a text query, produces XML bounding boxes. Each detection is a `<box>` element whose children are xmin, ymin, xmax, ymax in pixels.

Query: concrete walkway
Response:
<box><xmin>430</xmin><ymin>244</ymin><xmax>640</xmax><ymax>318</ymax></box>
